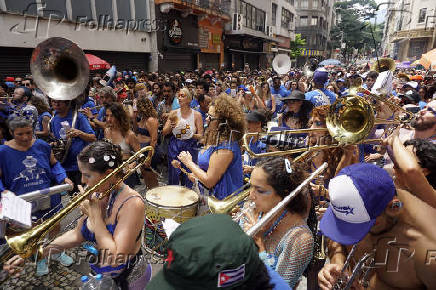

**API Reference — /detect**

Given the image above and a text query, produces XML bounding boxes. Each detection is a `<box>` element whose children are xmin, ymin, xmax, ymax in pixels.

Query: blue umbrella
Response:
<box><xmin>319</xmin><ymin>59</ymin><xmax>342</xmax><ymax>66</ymax></box>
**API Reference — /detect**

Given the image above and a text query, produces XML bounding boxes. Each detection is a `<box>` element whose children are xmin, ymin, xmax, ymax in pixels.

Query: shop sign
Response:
<box><xmin>212</xmin><ymin>34</ymin><xmax>221</xmax><ymax>45</ymax></box>
<box><xmin>199</xmin><ymin>28</ymin><xmax>209</xmax><ymax>48</ymax></box>
<box><xmin>168</xmin><ymin>19</ymin><xmax>183</xmax><ymax>44</ymax></box>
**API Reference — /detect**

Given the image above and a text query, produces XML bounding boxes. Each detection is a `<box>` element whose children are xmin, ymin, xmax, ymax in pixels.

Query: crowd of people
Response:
<box><xmin>0</xmin><ymin>60</ymin><xmax>436</xmax><ymax>289</ymax></box>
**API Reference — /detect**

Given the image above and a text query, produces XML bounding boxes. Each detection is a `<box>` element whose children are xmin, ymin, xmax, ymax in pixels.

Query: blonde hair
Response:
<box><xmin>179</xmin><ymin>87</ymin><xmax>192</xmax><ymax>100</ymax></box>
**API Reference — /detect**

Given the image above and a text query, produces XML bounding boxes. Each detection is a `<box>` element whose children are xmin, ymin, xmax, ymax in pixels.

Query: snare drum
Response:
<box><xmin>145</xmin><ymin>185</ymin><xmax>199</xmax><ymax>223</ymax></box>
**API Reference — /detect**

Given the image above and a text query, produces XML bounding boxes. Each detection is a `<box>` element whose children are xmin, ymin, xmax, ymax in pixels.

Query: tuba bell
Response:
<box><xmin>272</xmin><ymin>54</ymin><xmax>292</xmax><ymax>75</ymax></box>
<box><xmin>370</xmin><ymin>58</ymin><xmax>395</xmax><ymax>73</ymax></box>
<box><xmin>31</xmin><ymin>37</ymin><xmax>89</xmax><ymax>101</ymax></box>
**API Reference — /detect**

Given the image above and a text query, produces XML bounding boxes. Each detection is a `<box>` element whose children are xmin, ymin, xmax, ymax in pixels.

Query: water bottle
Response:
<box><xmin>96</xmin><ymin>274</ymin><xmax>117</xmax><ymax>289</ymax></box>
<box><xmin>60</xmin><ymin>121</ymin><xmax>70</xmax><ymax>140</ymax></box>
<box><xmin>80</xmin><ymin>275</ymin><xmax>98</xmax><ymax>290</ymax></box>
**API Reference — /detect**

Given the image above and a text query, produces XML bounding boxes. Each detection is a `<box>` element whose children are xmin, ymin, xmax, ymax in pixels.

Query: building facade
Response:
<box><xmin>295</xmin><ymin>0</ymin><xmax>334</xmax><ymax>64</ymax></box>
<box><xmin>154</xmin><ymin>0</ymin><xmax>231</xmax><ymax>72</ymax></box>
<box><xmin>269</xmin><ymin>0</ymin><xmax>297</xmax><ymax>57</ymax></box>
<box><xmin>383</xmin><ymin>0</ymin><xmax>436</xmax><ymax>61</ymax></box>
<box><xmin>223</xmin><ymin>0</ymin><xmax>278</xmax><ymax>70</ymax></box>
<box><xmin>0</xmin><ymin>0</ymin><xmax>157</xmax><ymax>76</ymax></box>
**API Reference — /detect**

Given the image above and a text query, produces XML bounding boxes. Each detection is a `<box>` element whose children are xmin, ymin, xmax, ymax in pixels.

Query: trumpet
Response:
<box><xmin>0</xmin><ymin>146</ymin><xmax>154</xmax><ymax>264</ymax></box>
<box><xmin>333</xmin><ymin>245</ymin><xmax>375</xmax><ymax>290</ymax></box>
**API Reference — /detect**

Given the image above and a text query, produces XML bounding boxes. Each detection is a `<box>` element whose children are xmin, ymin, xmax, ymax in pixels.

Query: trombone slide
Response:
<box><xmin>19</xmin><ymin>184</ymin><xmax>73</xmax><ymax>202</ymax></box>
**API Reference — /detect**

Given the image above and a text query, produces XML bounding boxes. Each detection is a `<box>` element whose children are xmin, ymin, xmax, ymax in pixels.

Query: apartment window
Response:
<box><xmin>272</xmin><ymin>3</ymin><xmax>277</xmax><ymax>26</ymax></box>
<box><xmin>311</xmin><ymin>16</ymin><xmax>318</xmax><ymax>26</ymax></box>
<box><xmin>282</xmin><ymin>8</ymin><xmax>293</xmax><ymax>29</ymax></box>
<box><xmin>290</xmin><ymin>0</ymin><xmax>294</xmax><ymax>6</ymax></box>
<box><xmin>300</xmin><ymin>0</ymin><xmax>308</xmax><ymax>8</ymax></box>
<box><xmin>256</xmin><ymin>9</ymin><xmax>266</xmax><ymax>31</ymax></box>
<box><xmin>238</xmin><ymin>1</ymin><xmax>265</xmax><ymax>31</ymax></box>
<box><xmin>418</xmin><ymin>8</ymin><xmax>426</xmax><ymax>23</ymax></box>
<box><xmin>312</xmin><ymin>0</ymin><xmax>318</xmax><ymax>9</ymax></box>
<box><xmin>300</xmin><ymin>16</ymin><xmax>308</xmax><ymax>26</ymax></box>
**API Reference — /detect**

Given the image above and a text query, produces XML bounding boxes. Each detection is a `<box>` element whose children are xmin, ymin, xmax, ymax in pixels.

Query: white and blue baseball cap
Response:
<box><xmin>320</xmin><ymin>163</ymin><xmax>395</xmax><ymax>245</ymax></box>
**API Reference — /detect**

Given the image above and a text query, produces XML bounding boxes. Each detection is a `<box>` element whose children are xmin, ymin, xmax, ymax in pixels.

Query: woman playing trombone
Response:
<box><xmin>242</xmin><ymin>156</ymin><xmax>314</xmax><ymax>288</ymax></box>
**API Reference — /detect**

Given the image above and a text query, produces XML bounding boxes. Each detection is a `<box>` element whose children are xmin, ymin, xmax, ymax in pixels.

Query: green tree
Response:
<box><xmin>289</xmin><ymin>34</ymin><xmax>306</xmax><ymax>59</ymax></box>
<box><xmin>330</xmin><ymin>0</ymin><xmax>380</xmax><ymax>63</ymax></box>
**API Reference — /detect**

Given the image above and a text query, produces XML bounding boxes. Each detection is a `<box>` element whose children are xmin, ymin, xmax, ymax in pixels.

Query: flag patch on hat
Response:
<box><xmin>217</xmin><ymin>264</ymin><xmax>245</xmax><ymax>287</ymax></box>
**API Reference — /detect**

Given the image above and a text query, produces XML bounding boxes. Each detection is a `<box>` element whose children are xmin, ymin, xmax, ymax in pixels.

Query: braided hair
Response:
<box><xmin>78</xmin><ymin>140</ymin><xmax>123</xmax><ymax>173</ymax></box>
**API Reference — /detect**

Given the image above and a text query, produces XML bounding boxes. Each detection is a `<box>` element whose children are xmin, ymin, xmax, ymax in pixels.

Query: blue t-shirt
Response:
<box><xmin>0</xmin><ymin>139</ymin><xmax>61</xmax><ymax>210</ymax></box>
<box><xmin>266</xmin><ymin>265</ymin><xmax>293</xmax><ymax>290</ymax></box>
<box><xmin>82</xmin><ymin>99</ymin><xmax>98</xmax><ymax>115</ymax></box>
<box><xmin>197</xmin><ymin>141</ymin><xmax>243</xmax><ymax>200</ymax></box>
<box><xmin>50</xmin><ymin>110</ymin><xmax>95</xmax><ymax>171</ymax></box>
<box><xmin>96</xmin><ymin>106</ymin><xmax>107</xmax><ymax>140</ymax></box>
<box><xmin>305</xmin><ymin>88</ymin><xmax>337</xmax><ymax>107</ymax></box>
<box><xmin>37</xmin><ymin>111</ymin><xmax>52</xmax><ymax>132</ymax></box>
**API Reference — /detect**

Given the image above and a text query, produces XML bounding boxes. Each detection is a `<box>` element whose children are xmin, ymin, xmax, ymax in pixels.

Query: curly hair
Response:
<box><xmin>136</xmin><ymin>97</ymin><xmax>158</xmax><ymax>119</ymax></box>
<box><xmin>255</xmin><ymin>156</ymin><xmax>309</xmax><ymax>215</ymax></box>
<box><xmin>204</xmin><ymin>93</ymin><xmax>246</xmax><ymax>146</ymax></box>
<box><xmin>403</xmin><ymin>138</ymin><xmax>436</xmax><ymax>188</ymax></box>
<box><xmin>78</xmin><ymin>140</ymin><xmax>123</xmax><ymax>174</ymax></box>
<box><xmin>107</xmin><ymin>102</ymin><xmax>130</xmax><ymax>136</ymax></box>
<box><xmin>306</xmin><ymin>105</ymin><xmax>344</xmax><ymax>180</ymax></box>
<box><xmin>31</xmin><ymin>97</ymin><xmax>50</xmax><ymax>115</ymax></box>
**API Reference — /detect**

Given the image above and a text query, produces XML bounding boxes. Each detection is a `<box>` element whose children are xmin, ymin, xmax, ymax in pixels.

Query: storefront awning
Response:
<box><xmin>228</xmin><ymin>48</ymin><xmax>268</xmax><ymax>54</ymax></box>
<box><xmin>277</xmin><ymin>48</ymin><xmax>292</xmax><ymax>53</ymax></box>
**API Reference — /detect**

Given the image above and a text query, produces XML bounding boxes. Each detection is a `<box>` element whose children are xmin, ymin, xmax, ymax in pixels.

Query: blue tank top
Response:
<box><xmin>197</xmin><ymin>141</ymin><xmax>243</xmax><ymax>200</ymax></box>
<box><xmin>137</xmin><ymin>127</ymin><xmax>150</xmax><ymax>137</ymax></box>
<box><xmin>80</xmin><ymin>194</ymin><xmax>143</xmax><ymax>277</ymax></box>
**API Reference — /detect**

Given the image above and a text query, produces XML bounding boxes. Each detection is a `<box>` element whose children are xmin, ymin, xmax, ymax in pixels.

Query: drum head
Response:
<box><xmin>145</xmin><ymin>185</ymin><xmax>198</xmax><ymax>208</ymax></box>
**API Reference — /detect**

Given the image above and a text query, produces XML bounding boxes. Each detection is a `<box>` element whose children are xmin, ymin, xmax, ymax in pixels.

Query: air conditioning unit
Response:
<box><xmin>267</xmin><ymin>26</ymin><xmax>275</xmax><ymax>37</ymax></box>
<box><xmin>232</xmin><ymin>13</ymin><xmax>244</xmax><ymax>31</ymax></box>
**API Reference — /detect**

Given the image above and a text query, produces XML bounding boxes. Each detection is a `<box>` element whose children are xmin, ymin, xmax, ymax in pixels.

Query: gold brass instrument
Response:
<box><xmin>31</xmin><ymin>37</ymin><xmax>89</xmax><ymax>101</ymax></box>
<box><xmin>370</xmin><ymin>58</ymin><xmax>395</xmax><ymax>73</ymax></box>
<box><xmin>207</xmin><ymin>185</ymin><xmax>251</xmax><ymax>214</ymax></box>
<box><xmin>243</xmin><ymin>87</ymin><xmax>414</xmax><ymax>158</ymax></box>
<box><xmin>333</xmin><ymin>245</ymin><xmax>375</xmax><ymax>290</ymax></box>
<box><xmin>0</xmin><ymin>146</ymin><xmax>154</xmax><ymax>264</ymax></box>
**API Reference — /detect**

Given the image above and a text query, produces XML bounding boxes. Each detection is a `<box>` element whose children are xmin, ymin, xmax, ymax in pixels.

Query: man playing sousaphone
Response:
<box><xmin>317</xmin><ymin>163</ymin><xmax>436</xmax><ymax>289</ymax></box>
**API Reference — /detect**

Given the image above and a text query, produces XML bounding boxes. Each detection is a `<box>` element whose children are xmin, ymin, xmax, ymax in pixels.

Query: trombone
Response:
<box><xmin>0</xmin><ymin>146</ymin><xmax>154</xmax><ymax>264</ymax></box>
<box><xmin>243</xmin><ymin>88</ymin><xmax>415</xmax><ymax>158</ymax></box>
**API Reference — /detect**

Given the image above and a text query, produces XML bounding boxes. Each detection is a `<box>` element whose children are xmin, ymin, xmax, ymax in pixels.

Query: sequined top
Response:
<box><xmin>260</xmin><ymin>224</ymin><xmax>314</xmax><ymax>288</ymax></box>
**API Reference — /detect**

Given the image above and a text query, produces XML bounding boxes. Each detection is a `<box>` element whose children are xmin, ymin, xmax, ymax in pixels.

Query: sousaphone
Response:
<box><xmin>31</xmin><ymin>37</ymin><xmax>89</xmax><ymax>101</ymax></box>
<box><xmin>272</xmin><ymin>54</ymin><xmax>292</xmax><ymax>75</ymax></box>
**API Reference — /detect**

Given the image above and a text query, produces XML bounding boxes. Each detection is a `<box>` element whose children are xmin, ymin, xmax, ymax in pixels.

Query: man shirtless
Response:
<box><xmin>317</xmin><ymin>163</ymin><xmax>436</xmax><ymax>289</ymax></box>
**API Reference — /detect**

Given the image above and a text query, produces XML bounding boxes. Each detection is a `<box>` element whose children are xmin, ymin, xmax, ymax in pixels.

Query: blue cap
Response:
<box><xmin>313</xmin><ymin>68</ymin><xmax>329</xmax><ymax>85</ymax></box>
<box><xmin>95</xmin><ymin>274</ymin><xmax>103</xmax><ymax>281</ymax></box>
<box><xmin>336</xmin><ymin>78</ymin><xmax>345</xmax><ymax>83</ymax></box>
<box><xmin>238</xmin><ymin>85</ymin><xmax>248</xmax><ymax>91</ymax></box>
<box><xmin>320</xmin><ymin>163</ymin><xmax>395</xmax><ymax>245</ymax></box>
<box><xmin>81</xmin><ymin>276</ymin><xmax>89</xmax><ymax>283</ymax></box>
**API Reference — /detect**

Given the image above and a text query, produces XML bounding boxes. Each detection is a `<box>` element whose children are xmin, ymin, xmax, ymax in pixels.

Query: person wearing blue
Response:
<box><xmin>163</xmin><ymin>88</ymin><xmax>203</xmax><ymax>189</ymax></box>
<box><xmin>147</xmin><ymin>214</ymin><xmax>292</xmax><ymax>290</ymax></box>
<box><xmin>194</xmin><ymin>94</ymin><xmax>211</xmax><ymax>124</ymax></box>
<box><xmin>2</xmin><ymin>141</ymin><xmax>152</xmax><ymax>288</ymax></box>
<box><xmin>270</xmin><ymin>76</ymin><xmax>290</xmax><ymax>118</ymax></box>
<box><xmin>7</xmin><ymin>87</ymin><xmax>38</xmax><ymax>129</ymax></box>
<box><xmin>243</xmin><ymin>110</ymin><xmax>267</xmax><ymax>178</ymax></box>
<box><xmin>31</xmin><ymin>96</ymin><xmax>51</xmax><ymax>141</ymax></box>
<box><xmin>278</xmin><ymin>90</ymin><xmax>313</xmax><ymax>130</ymax></box>
<box><xmin>0</xmin><ymin>116</ymin><xmax>74</xmax><ymax>276</ymax></box>
<box><xmin>50</xmin><ymin>99</ymin><xmax>96</xmax><ymax>193</ymax></box>
<box><xmin>175</xmin><ymin>94</ymin><xmax>244</xmax><ymax>200</ymax></box>
<box><xmin>83</xmin><ymin>86</ymin><xmax>116</xmax><ymax>140</ymax></box>
<box><xmin>305</xmin><ymin>68</ymin><xmax>337</xmax><ymax>107</ymax></box>
<box><xmin>335</xmin><ymin>78</ymin><xmax>348</xmax><ymax>96</ymax></box>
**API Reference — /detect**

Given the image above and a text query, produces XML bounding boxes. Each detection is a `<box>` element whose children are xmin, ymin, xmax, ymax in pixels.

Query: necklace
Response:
<box><xmin>263</xmin><ymin>210</ymin><xmax>288</xmax><ymax>238</ymax></box>
<box><xmin>106</xmin><ymin>185</ymin><xmax>124</xmax><ymax>218</ymax></box>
